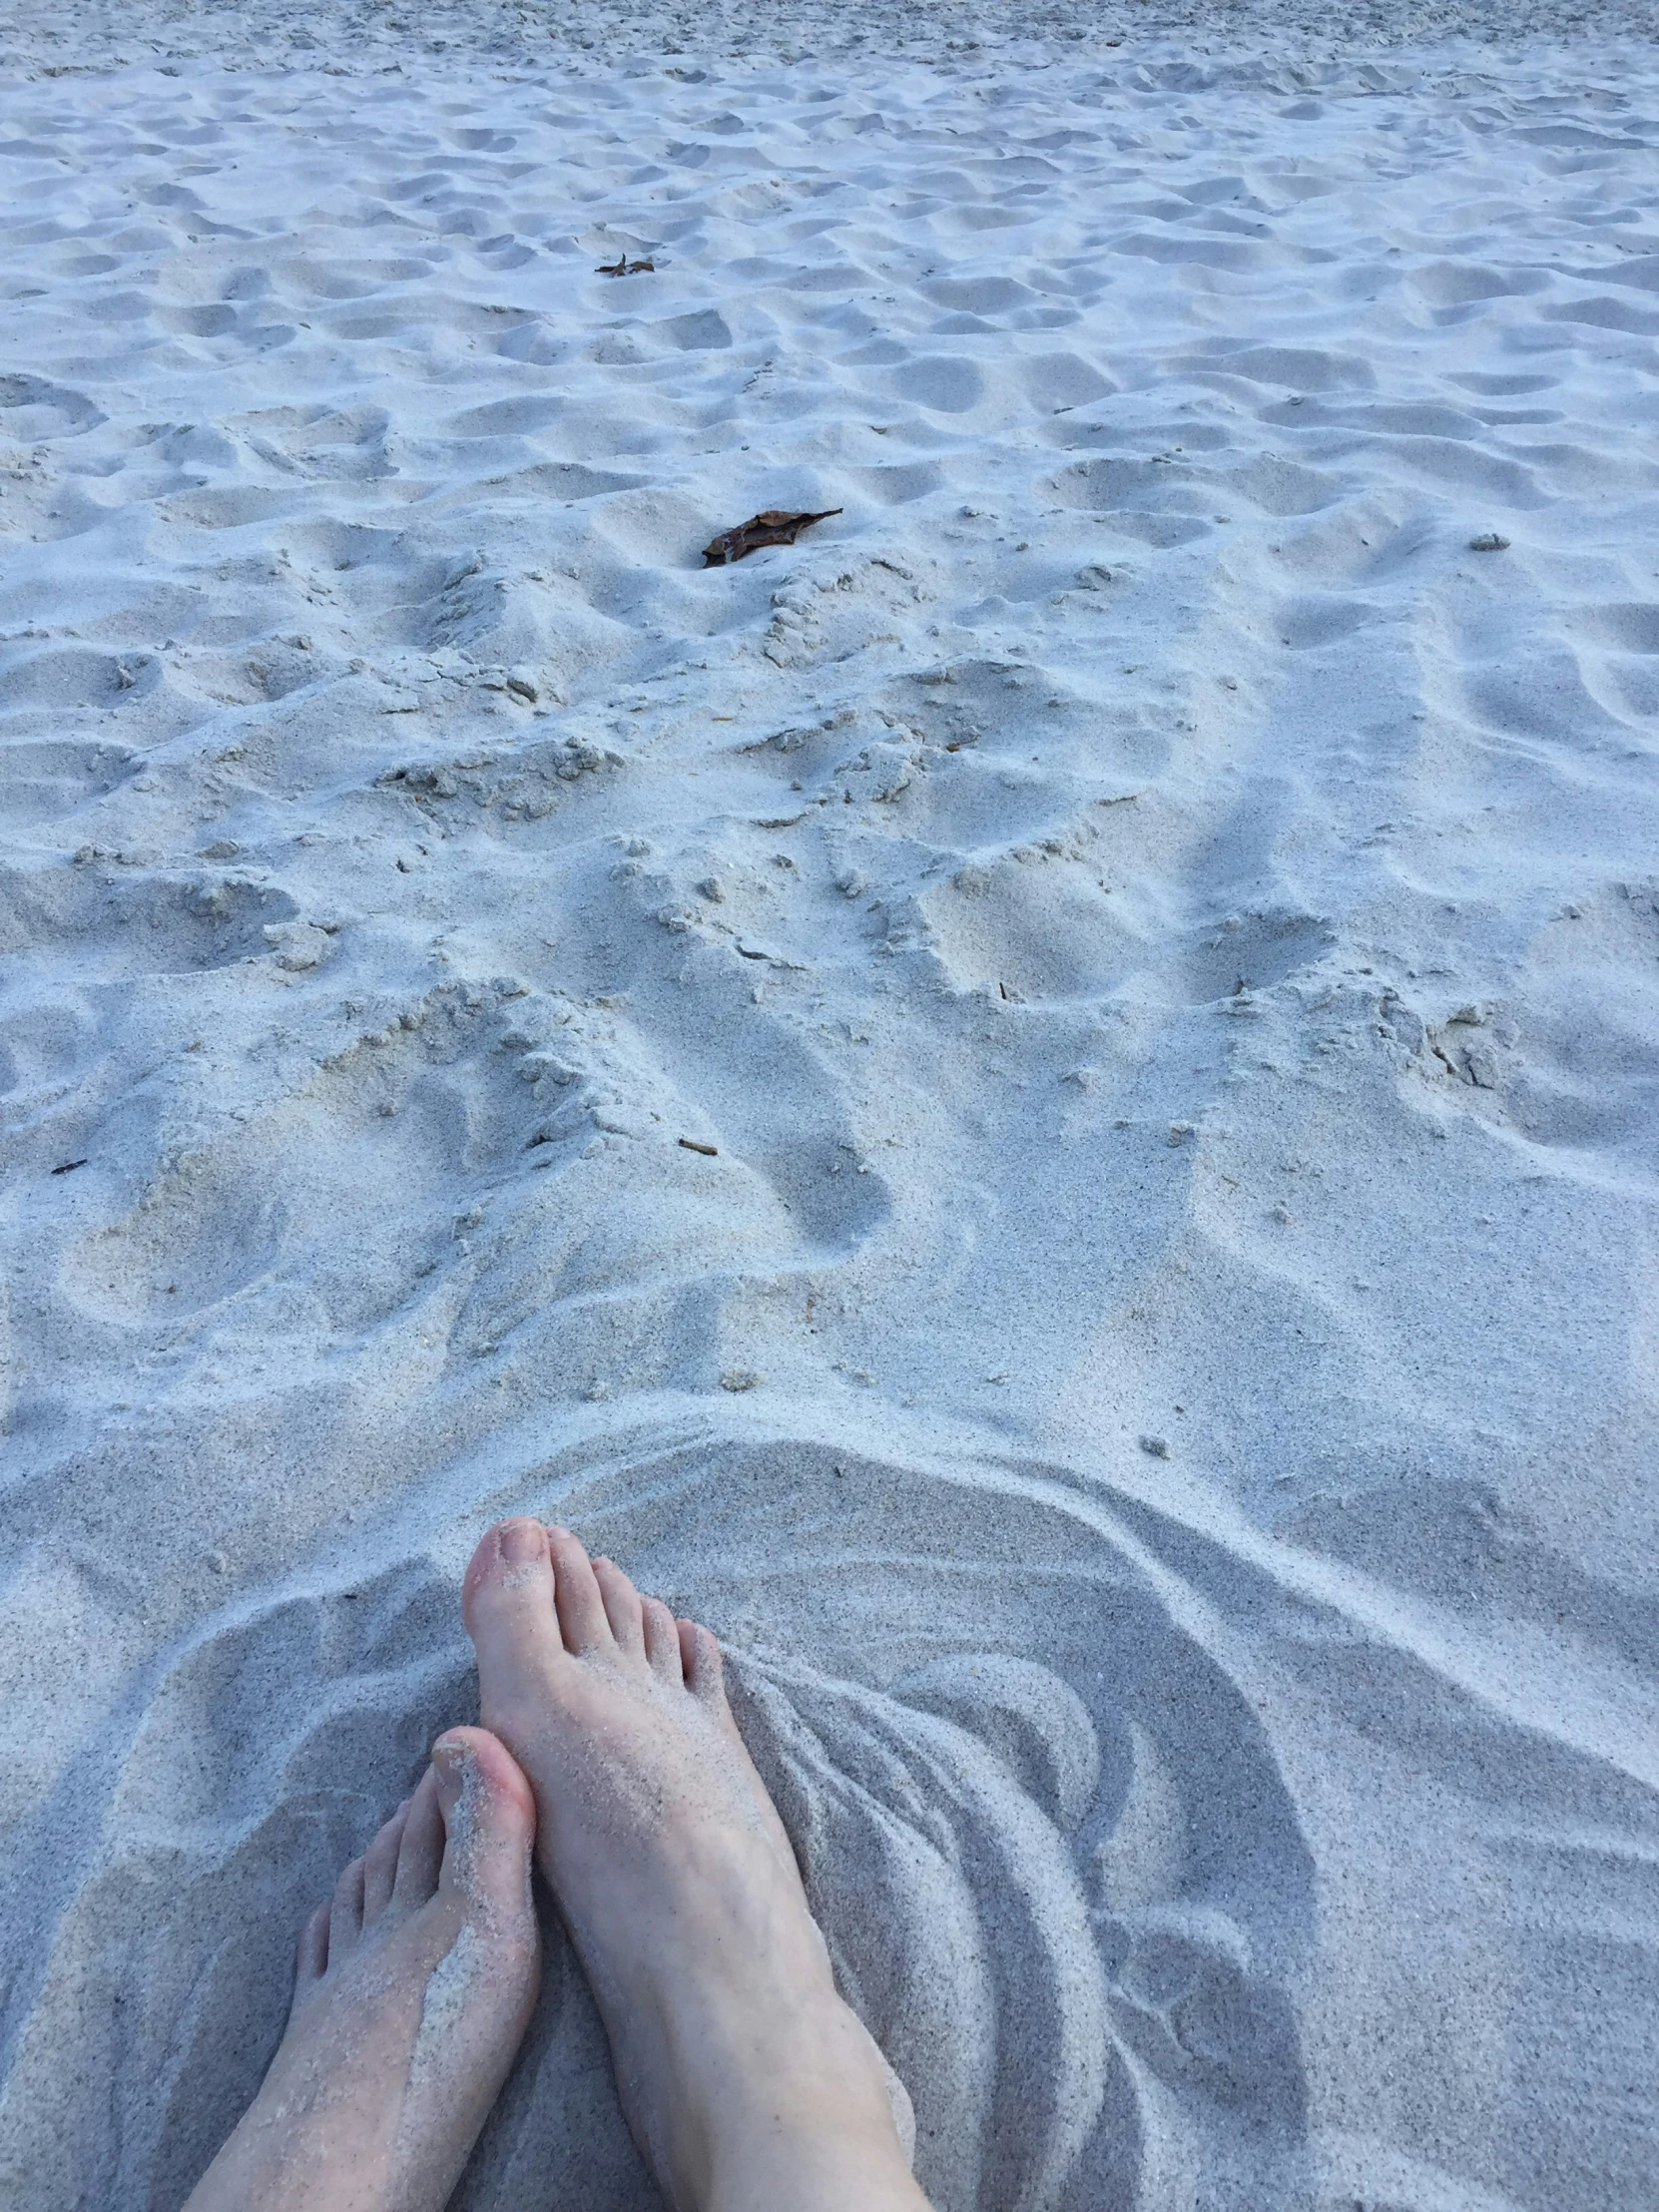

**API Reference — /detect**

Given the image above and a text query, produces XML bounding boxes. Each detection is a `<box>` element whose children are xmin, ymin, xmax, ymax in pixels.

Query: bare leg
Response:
<box><xmin>463</xmin><ymin>1516</ymin><xmax>933</xmax><ymax>2212</ymax></box>
<box><xmin>185</xmin><ymin>1728</ymin><xmax>540</xmax><ymax>2212</ymax></box>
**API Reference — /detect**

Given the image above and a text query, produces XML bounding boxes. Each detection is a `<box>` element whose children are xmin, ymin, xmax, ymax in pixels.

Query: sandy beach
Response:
<box><xmin>2</xmin><ymin>1</ymin><xmax>1658</xmax><ymax>2204</ymax></box>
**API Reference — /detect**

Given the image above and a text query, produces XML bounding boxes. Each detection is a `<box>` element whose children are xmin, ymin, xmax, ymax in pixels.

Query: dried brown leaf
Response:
<box><xmin>701</xmin><ymin>508</ymin><xmax>843</xmax><ymax>567</ymax></box>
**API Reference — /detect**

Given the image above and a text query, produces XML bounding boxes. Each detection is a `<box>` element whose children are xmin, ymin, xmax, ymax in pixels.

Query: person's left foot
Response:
<box><xmin>185</xmin><ymin>1727</ymin><xmax>540</xmax><ymax>2212</ymax></box>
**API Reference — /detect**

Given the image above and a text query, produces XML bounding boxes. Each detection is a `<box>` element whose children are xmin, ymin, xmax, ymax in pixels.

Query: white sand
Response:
<box><xmin>2</xmin><ymin>2</ymin><xmax>1658</xmax><ymax>2204</ymax></box>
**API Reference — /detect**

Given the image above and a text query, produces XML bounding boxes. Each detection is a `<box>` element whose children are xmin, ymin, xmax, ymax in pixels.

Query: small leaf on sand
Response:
<box><xmin>702</xmin><ymin>508</ymin><xmax>842</xmax><ymax>566</ymax></box>
<box><xmin>1468</xmin><ymin>532</ymin><xmax>1510</xmax><ymax>552</ymax></box>
<box><xmin>596</xmin><ymin>256</ymin><xmax>654</xmax><ymax>276</ymax></box>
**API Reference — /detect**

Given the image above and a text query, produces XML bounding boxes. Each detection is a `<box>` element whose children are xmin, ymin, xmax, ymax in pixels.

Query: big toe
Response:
<box><xmin>463</xmin><ymin>1517</ymin><xmax>564</xmax><ymax>1710</ymax></box>
<box><xmin>431</xmin><ymin>1726</ymin><xmax>538</xmax><ymax>1927</ymax></box>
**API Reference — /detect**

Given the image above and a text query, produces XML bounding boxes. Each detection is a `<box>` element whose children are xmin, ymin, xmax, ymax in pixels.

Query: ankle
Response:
<box><xmin>706</xmin><ymin>2121</ymin><xmax>924</xmax><ymax>2212</ymax></box>
<box><xmin>670</xmin><ymin>1998</ymin><xmax>922</xmax><ymax>2212</ymax></box>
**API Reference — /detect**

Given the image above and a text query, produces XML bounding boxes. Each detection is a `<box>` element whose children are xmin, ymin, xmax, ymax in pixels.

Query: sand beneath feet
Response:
<box><xmin>2</xmin><ymin>4</ymin><xmax>1658</xmax><ymax>2207</ymax></box>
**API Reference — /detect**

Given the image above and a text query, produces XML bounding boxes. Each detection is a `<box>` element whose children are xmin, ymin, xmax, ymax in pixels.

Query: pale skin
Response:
<box><xmin>186</xmin><ymin>1518</ymin><xmax>932</xmax><ymax>2212</ymax></box>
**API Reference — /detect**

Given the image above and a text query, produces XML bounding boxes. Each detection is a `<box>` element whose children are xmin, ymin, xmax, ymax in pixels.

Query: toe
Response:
<box><xmin>327</xmin><ymin>1853</ymin><xmax>366</xmax><ymax>1965</ymax></box>
<box><xmin>295</xmin><ymin>1900</ymin><xmax>329</xmax><ymax>1990</ymax></box>
<box><xmin>391</xmin><ymin>1764</ymin><xmax>445</xmax><ymax>1909</ymax></box>
<box><xmin>592</xmin><ymin>1557</ymin><xmax>646</xmax><ymax>1657</ymax></box>
<box><xmin>464</xmin><ymin>1517</ymin><xmax>566</xmax><ymax>1710</ymax></box>
<box><xmin>679</xmin><ymin>1626</ymin><xmax>807</xmax><ymax>1883</ymax></box>
<box><xmin>360</xmin><ymin>1798</ymin><xmax>410</xmax><ymax>1924</ymax></box>
<box><xmin>643</xmin><ymin>1596</ymin><xmax>685</xmax><ymax>1683</ymax></box>
<box><xmin>432</xmin><ymin>1727</ymin><xmax>538</xmax><ymax>1927</ymax></box>
<box><xmin>547</xmin><ymin>1526</ymin><xmax>612</xmax><ymax>1654</ymax></box>
<box><xmin>679</xmin><ymin>1617</ymin><xmax>728</xmax><ymax>1708</ymax></box>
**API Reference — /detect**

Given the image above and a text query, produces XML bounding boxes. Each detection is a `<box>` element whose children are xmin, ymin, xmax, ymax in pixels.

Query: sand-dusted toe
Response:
<box><xmin>461</xmin><ymin>1516</ymin><xmax>566</xmax><ymax>1687</ymax></box>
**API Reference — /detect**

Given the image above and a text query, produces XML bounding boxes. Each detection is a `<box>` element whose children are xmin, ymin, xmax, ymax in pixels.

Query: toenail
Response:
<box><xmin>498</xmin><ymin>1519</ymin><xmax>543</xmax><ymax>1564</ymax></box>
<box><xmin>546</xmin><ymin>1523</ymin><xmax>573</xmax><ymax>1540</ymax></box>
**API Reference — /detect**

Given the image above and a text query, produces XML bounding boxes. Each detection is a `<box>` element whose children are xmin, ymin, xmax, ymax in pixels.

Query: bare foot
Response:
<box><xmin>185</xmin><ymin>1728</ymin><xmax>540</xmax><ymax>2212</ymax></box>
<box><xmin>463</xmin><ymin>1517</ymin><xmax>932</xmax><ymax>2212</ymax></box>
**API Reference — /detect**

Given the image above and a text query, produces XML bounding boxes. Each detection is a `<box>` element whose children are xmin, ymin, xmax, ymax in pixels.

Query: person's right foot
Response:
<box><xmin>462</xmin><ymin>1516</ymin><xmax>931</xmax><ymax>2212</ymax></box>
